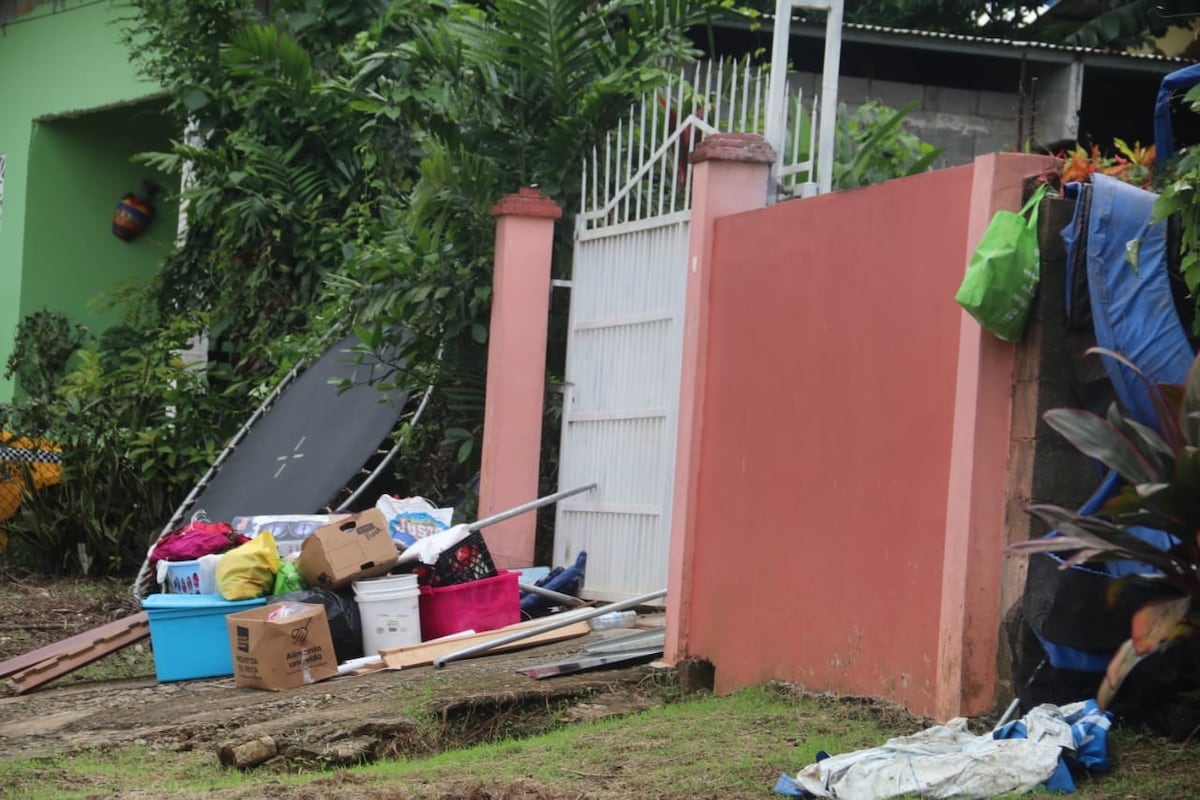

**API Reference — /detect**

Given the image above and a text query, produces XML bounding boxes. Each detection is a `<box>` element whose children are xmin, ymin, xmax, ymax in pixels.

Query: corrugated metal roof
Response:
<box><xmin>838</xmin><ymin>21</ymin><xmax>1193</xmax><ymax>64</ymax></box>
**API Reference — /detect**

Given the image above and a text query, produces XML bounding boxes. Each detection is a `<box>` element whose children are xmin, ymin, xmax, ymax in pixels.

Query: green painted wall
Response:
<box><xmin>22</xmin><ymin>103</ymin><xmax>178</xmax><ymax>344</ymax></box>
<box><xmin>0</xmin><ymin>0</ymin><xmax>166</xmax><ymax>401</ymax></box>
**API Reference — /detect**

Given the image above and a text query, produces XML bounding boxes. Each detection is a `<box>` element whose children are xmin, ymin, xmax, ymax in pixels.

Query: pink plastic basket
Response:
<box><xmin>418</xmin><ymin>570</ymin><xmax>519</xmax><ymax>640</ymax></box>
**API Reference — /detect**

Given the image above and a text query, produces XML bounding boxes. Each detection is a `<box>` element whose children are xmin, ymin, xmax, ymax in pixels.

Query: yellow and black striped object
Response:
<box><xmin>0</xmin><ymin>432</ymin><xmax>63</xmax><ymax>526</ymax></box>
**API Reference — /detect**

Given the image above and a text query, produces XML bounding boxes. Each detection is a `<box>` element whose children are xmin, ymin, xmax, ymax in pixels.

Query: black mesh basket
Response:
<box><xmin>424</xmin><ymin>530</ymin><xmax>497</xmax><ymax>588</ymax></box>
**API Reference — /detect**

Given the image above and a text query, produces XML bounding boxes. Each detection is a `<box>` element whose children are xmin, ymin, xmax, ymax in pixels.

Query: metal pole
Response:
<box><xmin>519</xmin><ymin>582</ymin><xmax>587</xmax><ymax>607</ymax></box>
<box><xmin>467</xmin><ymin>482</ymin><xmax>597</xmax><ymax>532</ymax></box>
<box><xmin>434</xmin><ymin>588</ymin><xmax>667</xmax><ymax>667</ymax></box>
<box><xmin>764</xmin><ymin>0</ymin><xmax>794</xmax><ymax>200</ymax></box>
<box><xmin>816</xmin><ymin>0</ymin><xmax>844</xmax><ymax>195</ymax></box>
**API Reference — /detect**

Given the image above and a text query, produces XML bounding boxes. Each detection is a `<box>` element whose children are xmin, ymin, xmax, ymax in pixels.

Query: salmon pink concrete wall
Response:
<box><xmin>666</xmin><ymin>152</ymin><xmax>1057</xmax><ymax>719</ymax></box>
<box><xmin>680</xmin><ymin>167</ymin><xmax>971</xmax><ymax>715</ymax></box>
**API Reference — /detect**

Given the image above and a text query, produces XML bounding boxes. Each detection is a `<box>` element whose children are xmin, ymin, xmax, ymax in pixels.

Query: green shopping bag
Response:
<box><xmin>954</xmin><ymin>183</ymin><xmax>1049</xmax><ymax>343</ymax></box>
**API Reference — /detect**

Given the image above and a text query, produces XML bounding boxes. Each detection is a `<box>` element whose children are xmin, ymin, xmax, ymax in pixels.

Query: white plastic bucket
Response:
<box><xmin>353</xmin><ymin>574</ymin><xmax>421</xmax><ymax>654</ymax></box>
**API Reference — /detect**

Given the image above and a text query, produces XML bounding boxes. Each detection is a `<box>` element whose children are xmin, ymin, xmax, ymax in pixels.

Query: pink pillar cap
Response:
<box><xmin>490</xmin><ymin>186</ymin><xmax>564</xmax><ymax>219</ymax></box>
<box><xmin>689</xmin><ymin>133</ymin><xmax>777</xmax><ymax>165</ymax></box>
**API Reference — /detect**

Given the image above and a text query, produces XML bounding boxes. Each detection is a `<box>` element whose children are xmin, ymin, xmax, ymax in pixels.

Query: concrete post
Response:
<box><xmin>477</xmin><ymin>187</ymin><xmax>562</xmax><ymax>570</ymax></box>
<box><xmin>935</xmin><ymin>152</ymin><xmax>1058</xmax><ymax>720</ymax></box>
<box><xmin>665</xmin><ymin>133</ymin><xmax>775</xmax><ymax>665</ymax></box>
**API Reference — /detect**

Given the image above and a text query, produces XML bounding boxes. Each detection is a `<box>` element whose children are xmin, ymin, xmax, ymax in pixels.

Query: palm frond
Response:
<box><xmin>221</xmin><ymin>23</ymin><xmax>313</xmax><ymax>93</ymax></box>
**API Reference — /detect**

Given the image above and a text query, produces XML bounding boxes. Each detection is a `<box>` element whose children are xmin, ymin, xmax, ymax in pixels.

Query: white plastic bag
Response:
<box><xmin>197</xmin><ymin>553</ymin><xmax>222</xmax><ymax>594</ymax></box>
<box><xmin>231</xmin><ymin>514</ymin><xmax>335</xmax><ymax>559</ymax></box>
<box><xmin>393</xmin><ymin>523</ymin><xmax>474</xmax><ymax>567</ymax></box>
<box><xmin>374</xmin><ymin>495</ymin><xmax>453</xmax><ymax>546</ymax></box>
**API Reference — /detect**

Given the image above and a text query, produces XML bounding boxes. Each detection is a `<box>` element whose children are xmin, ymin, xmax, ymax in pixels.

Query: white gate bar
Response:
<box><xmin>656</xmin><ymin>78</ymin><xmax>667</xmax><ymax>216</ymax></box>
<box><xmin>566</xmin><ymin>408</ymin><xmax>668</xmax><ymax>423</ymax></box>
<box><xmin>580</xmin><ymin>114</ymin><xmax>716</xmax><ymax>227</ymax></box>
<box><xmin>572</xmin><ymin>309</ymin><xmax>675</xmax><ymax>330</ymax></box>
<box><xmin>637</xmin><ymin>93</ymin><xmax>647</xmax><ymax>221</ymax></box>
<box><xmin>672</xmin><ymin>70</ymin><xmax>691</xmax><ymax>212</ymax></box>
<box><xmin>591</xmin><ymin>145</ymin><xmax>599</xmax><ymax>214</ymax></box>
<box><xmin>576</xmin><ymin>209</ymin><xmax>690</xmax><ymax>241</ymax></box>
<box><xmin>560</xmin><ymin>501</ymin><xmax>662</xmax><ymax>516</ymax></box>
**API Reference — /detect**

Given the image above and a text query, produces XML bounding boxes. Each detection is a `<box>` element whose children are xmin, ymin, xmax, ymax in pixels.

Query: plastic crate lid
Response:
<box><xmin>141</xmin><ymin>593</ymin><xmax>265</xmax><ymax>610</ymax></box>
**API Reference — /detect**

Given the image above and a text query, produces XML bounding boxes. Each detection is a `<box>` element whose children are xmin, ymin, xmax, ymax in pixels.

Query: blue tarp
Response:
<box><xmin>1082</xmin><ymin>174</ymin><xmax>1194</xmax><ymax>425</ymax></box>
<box><xmin>1154</xmin><ymin>63</ymin><xmax>1200</xmax><ymax>164</ymax></box>
<box><xmin>1031</xmin><ymin>174</ymin><xmax>1193</xmax><ymax>672</ymax></box>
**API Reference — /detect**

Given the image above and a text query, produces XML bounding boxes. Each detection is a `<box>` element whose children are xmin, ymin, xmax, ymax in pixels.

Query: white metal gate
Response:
<box><xmin>554</xmin><ymin>59</ymin><xmax>818</xmax><ymax>600</ymax></box>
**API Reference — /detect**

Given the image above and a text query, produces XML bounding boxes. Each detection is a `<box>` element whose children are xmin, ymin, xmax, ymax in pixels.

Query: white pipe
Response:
<box><xmin>467</xmin><ymin>482</ymin><xmax>597</xmax><ymax>532</ymax></box>
<box><xmin>764</xmin><ymin>0</ymin><xmax>793</xmax><ymax>199</ymax></box>
<box><xmin>816</xmin><ymin>0</ymin><xmax>844</xmax><ymax>194</ymax></box>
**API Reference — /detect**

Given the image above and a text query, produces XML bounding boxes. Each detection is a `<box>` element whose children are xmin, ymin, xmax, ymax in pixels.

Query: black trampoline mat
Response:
<box><xmin>184</xmin><ymin>334</ymin><xmax>408</xmax><ymax>523</ymax></box>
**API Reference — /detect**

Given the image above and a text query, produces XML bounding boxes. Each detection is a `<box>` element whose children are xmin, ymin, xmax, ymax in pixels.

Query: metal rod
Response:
<box><xmin>994</xmin><ymin>697</ymin><xmax>1021</xmax><ymax>730</ymax></box>
<box><xmin>340</xmin><ymin>381</ymin><xmax>435</xmax><ymax>508</ymax></box>
<box><xmin>519</xmin><ymin>582</ymin><xmax>587</xmax><ymax>607</ymax></box>
<box><xmin>434</xmin><ymin>588</ymin><xmax>667</xmax><ymax>667</ymax></box>
<box><xmin>466</xmin><ymin>482</ymin><xmax>597</xmax><ymax>533</ymax></box>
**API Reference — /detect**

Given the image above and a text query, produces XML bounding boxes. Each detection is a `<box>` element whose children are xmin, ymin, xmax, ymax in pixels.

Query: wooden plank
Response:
<box><xmin>0</xmin><ymin>612</ymin><xmax>149</xmax><ymax>680</ymax></box>
<box><xmin>4</xmin><ymin>613</ymin><xmax>150</xmax><ymax>694</ymax></box>
<box><xmin>381</xmin><ymin>620</ymin><xmax>591</xmax><ymax>669</ymax></box>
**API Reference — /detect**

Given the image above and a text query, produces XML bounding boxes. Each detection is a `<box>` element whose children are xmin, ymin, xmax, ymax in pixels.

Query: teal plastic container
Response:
<box><xmin>141</xmin><ymin>593</ymin><xmax>266</xmax><ymax>682</ymax></box>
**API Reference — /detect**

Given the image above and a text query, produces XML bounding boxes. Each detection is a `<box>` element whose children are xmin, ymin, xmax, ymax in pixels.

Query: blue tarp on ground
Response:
<box><xmin>774</xmin><ymin>701</ymin><xmax>1112</xmax><ymax>798</ymax></box>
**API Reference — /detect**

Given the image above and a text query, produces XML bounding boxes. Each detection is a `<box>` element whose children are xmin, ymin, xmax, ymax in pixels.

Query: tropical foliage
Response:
<box><xmin>737</xmin><ymin>0</ymin><xmax>1200</xmax><ymax>53</ymax></box>
<box><xmin>1059</xmin><ymin>1</ymin><xmax>1200</xmax><ymax>51</ymax></box>
<box><xmin>1009</xmin><ymin>348</ymin><xmax>1200</xmax><ymax>710</ymax></box>
<box><xmin>1060</xmin><ymin>140</ymin><xmax>1155</xmax><ymax>190</ymax></box>
<box><xmin>0</xmin><ymin>0</ymin><xmax>741</xmax><ymax>573</ymax></box>
<box><xmin>1153</xmin><ymin>82</ymin><xmax>1200</xmax><ymax>337</ymax></box>
<box><xmin>844</xmin><ymin>0</ymin><xmax>1044</xmax><ymax>38</ymax></box>
<box><xmin>832</xmin><ymin>100</ymin><xmax>940</xmax><ymax>190</ymax></box>
<box><xmin>2</xmin><ymin>0</ymin><xmax>947</xmax><ymax>575</ymax></box>
<box><xmin>0</xmin><ymin>308</ymin><xmax>230</xmax><ymax>574</ymax></box>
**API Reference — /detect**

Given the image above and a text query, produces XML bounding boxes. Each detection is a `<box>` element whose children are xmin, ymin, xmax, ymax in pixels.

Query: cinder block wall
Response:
<box><xmin>790</xmin><ymin>71</ymin><xmax>1019</xmax><ymax>168</ymax></box>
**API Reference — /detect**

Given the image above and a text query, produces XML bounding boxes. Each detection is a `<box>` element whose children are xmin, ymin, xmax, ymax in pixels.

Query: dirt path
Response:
<box><xmin>1</xmin><ymin>628</ymin><xmax>665</xmax><ymax>764</ymax></box>
<box><xmin>0</xmin><ymin>571</ymin><xmax>670</xmax><ymax>781</ymax></box>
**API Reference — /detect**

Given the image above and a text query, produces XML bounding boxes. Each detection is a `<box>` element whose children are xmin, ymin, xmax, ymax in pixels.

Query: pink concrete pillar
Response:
<box><xmin>935</xmin><ymin>153</ymin><xmax>1058</xmax><ymax>720</ymax></box>
<box><xmin>478</xmin><ymin>187</ymin><xmax>562</xmax><ymax>569</ymax></box>
<box><xmin>665</xmin><ymin>133</ymin><xmax>775</xmax><ymax>665</ymax></box>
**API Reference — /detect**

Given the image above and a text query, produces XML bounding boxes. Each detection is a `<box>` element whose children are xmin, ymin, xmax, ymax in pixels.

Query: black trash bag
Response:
<box><xmin>270</xmin><ymin>586</ymin><xmax>363</xmax><ymax>663</ymax></box>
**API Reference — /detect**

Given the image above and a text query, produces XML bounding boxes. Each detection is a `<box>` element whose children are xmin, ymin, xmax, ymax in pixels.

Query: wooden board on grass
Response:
<box><xmin>380</xmin><ymin>618</ymin><xmax>591</xmax><ymax>669</ymax></box>
<box><xmin>3</xmin><ymin>612</ymin><xmax>149</xmax><ymax>694</ymax></box>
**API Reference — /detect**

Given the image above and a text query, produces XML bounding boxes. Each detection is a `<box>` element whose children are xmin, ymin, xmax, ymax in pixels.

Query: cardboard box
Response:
<box><xmin>142</xmin><ymin>593</ymin><xmax>267</xmax><ymax>682</ymax></box>
<box><xmin>226</xmin><ymin>602</ymin><xmax>339</xmax><ymax>691</ymax></box>
<box><xmin>295</xmin><ymin>508</ymin><xmax>399</xmax><ymax>589</ymax></box>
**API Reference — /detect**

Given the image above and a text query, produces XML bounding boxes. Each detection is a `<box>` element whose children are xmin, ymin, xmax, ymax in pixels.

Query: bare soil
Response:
<box><xmin>5</xmin><ymin>572</ymin><xmax>1198</xmax><ymax>800</ymax></box>
<box><xmin>0</xmin><ymin>572</ymin><xmax>670</xmax><ymax>764</ymax></box>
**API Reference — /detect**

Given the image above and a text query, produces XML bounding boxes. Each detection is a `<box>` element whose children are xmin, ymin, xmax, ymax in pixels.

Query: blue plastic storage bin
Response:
<box><xmin>141</xmin><ymin>593</ymin><xmax>267</xmax><ymax>682</ymax></box>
